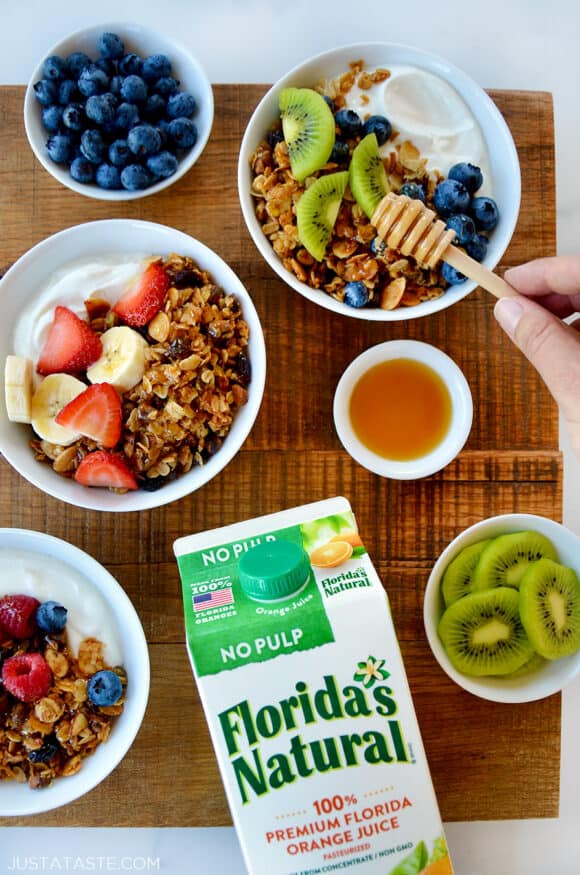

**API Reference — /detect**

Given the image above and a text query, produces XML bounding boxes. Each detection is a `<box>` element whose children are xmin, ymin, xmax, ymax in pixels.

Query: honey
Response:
<box><xmin>348</xmin><ymin>358</ymin><xmax>452</xmax><ymax>461</ymax></box>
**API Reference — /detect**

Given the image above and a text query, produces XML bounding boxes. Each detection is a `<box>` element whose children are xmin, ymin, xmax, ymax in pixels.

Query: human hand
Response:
<box><xmin>493</xmin><ymin>255</ymin><xmax>580</xmax><ymax>459</ymax></box>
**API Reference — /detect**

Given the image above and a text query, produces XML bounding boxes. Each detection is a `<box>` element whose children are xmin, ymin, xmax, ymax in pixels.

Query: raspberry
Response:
<box><xmin>0</xmin><ymin>594</ymin><xmax>40</xmax><ymax>639</ymax></box>
<box><xmin>2</xmin><ymin>653</ymin><xmax>52</xmax><ymax>703</ymax></box>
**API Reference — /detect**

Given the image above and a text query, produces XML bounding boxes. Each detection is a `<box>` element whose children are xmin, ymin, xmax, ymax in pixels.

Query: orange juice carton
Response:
<box><xmin>174</xmin><ymin>497</ymin><xmax>453</xmax><ymax>875</ymax></box>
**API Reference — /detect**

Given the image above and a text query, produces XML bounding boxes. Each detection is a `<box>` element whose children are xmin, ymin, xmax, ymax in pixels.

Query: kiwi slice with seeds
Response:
<box><xmin>296</xmin><ymin>171</ymin><xmax>349</xmax><ymax>261</ymax></box>
<box><xmin>279</xmin><ymin>87</ymin><xmax>335</xmax><ymax>183</ymax></box>
<box><xmin>519</xmin><ymin>557</ymin><xmax>580</xmax><ymax>659</ymax></box>
<box><xmin>472</xmin><ymin>530</ymin><xmax>558</xmax><ymax>591</ymax></box>
<box><xmin>438</xmin><ymin>586</ymin><xmax>534</xmax><ymax>676</ymax></box>
<box><xmin>441</xmin><ymin>538</ymin><xmax>491</xmax><ymax>607</ymax></box>
<box><xmin>349</xmin><ymin>133</ymin><xmax>390</xmax><ymax>219</ymax></box>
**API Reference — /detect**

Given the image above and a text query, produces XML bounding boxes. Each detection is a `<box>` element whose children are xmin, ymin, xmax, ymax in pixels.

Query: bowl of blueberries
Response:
<box><xmin>24</xmin><ymin>22</ymin><xmax>214</xmax><ymax>200</ymax></box>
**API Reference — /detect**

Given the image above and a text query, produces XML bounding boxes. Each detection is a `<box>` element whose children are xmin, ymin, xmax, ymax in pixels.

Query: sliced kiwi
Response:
<box><xmin>296</xmin><ymin>171</ymin><xmax>349</xmax><ymax>261</ymax></box>
<box><xmin>349</xmin><ymin>133</ymin><xmax>390</xmax><ymax>219</ymax></box>
<box><xmin>519</xmin><ymin>557</ymin><xmax>580</xmax><ymax>659</ymax></box>
<box><xmin>472</xmin><ymin>530</ymin><xmax>558</xmax><ymax>591</ymax></box>
<box><xmin>441</xmin><ymin>539</ymin><xmax>492</xmax><ymax>607</ymax></box>
<box><xmin>279</xmin><ymin>87</ymin><xmax>335</xmax><ymax>182</ymax></box>
<box><xmin>438</xmin><ymin>586</ymin><xmax>534</xmax><ymax>676</ymax></box>
<box><xmin>501</xmin><ymin>651</ymin><xmax>546</xmax><ymax>679</ymax></box>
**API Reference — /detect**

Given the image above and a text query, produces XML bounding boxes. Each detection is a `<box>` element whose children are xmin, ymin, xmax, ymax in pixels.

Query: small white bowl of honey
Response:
<box><xmin>333</xmin><ymin>340</ymin><xmax>473</xmax><ymax>480</ymax></box>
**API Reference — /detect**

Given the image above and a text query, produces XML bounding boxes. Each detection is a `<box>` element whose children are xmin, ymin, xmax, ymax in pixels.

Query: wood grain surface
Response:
<box><xmin>0</xmin><ymin>85</ymin><xmax>560</xmax><ymax>826</ymax></box>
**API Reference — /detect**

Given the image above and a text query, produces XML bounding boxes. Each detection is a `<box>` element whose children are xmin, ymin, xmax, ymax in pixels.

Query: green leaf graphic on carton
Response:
<box><xmin>353</xmin><ymin>656</ymin><xmax>390</xmax><ymax>688</ymax></box>
<box><xmin>388</xmin><ymin>840</ymin><xmax>428</xmax><ymax>875</ymax></box>
<box><xmin>429</xmin><ymin>836</ymin><xmax>449</xmax><ymax>864</ymax></box>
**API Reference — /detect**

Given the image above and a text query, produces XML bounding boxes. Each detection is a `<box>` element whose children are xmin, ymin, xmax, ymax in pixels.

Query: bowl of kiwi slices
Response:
<box><xmin>424</xmin><ymin>513</ymin><xmax>580</xmax><ymax>702</ymax></box>
<box><xmin>238</xmin><ymin>42</ymin><xmax>520</xmax><ymax>320</ymax></box>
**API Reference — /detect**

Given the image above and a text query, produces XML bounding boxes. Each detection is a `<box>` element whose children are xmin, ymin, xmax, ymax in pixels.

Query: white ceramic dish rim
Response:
<box><xmin>333</xmin><ymin>340</ymin><xmax>473</xmax><ymax>479</ymax></box>
<box><xmin>0</xmin><ymin>219</ymin><xmax>266</xmax><ymax>512</ymax></box>
<box><xmin>238</xmin><ymin>40</ymin><xmax>521</xmax><ymax>321</ymax></box>
<box><xmin>23</xmin><ymin>21</ymin><xmax>214</xmax><ymax>202</ymax></box>
<box><xmin>423</xmin><ymin>513</ymin><xmax>580</xmax><ymax>703</ymax></box>
<box><xmin>0</xmin><ymin>527</ymin><xmax>150</xmax><ymax>816</ymax></box>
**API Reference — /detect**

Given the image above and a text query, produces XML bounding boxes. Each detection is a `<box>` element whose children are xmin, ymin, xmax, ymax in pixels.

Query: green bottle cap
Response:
<box><xmin>238</xmin><ymin>541</ymin><xmax>311</xmax><ymax>602</ymax></box>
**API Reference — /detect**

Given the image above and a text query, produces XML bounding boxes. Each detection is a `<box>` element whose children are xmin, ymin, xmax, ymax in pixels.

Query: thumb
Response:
<box><xmin>494</xmin><ymin>296</ymin><xmax>580</xmax><ymax>424</ymax></box>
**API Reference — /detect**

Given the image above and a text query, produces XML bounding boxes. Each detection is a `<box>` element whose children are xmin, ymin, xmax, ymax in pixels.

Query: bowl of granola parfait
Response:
<box><xmin>0</xmin><ymin>528</ymin><xmax>149</xmax><ymax>815</ymax></box>
<box><xmin>238</xmin><ymin>42</ymin><xmax>520</xmax><ymax>320</ymax></box>
<box><xmin>0</xmin><ymin>220</ymin><xmax>266</xmax><ymax>511</ymax></box>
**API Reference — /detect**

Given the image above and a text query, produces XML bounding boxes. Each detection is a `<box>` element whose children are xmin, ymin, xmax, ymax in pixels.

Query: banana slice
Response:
<box><xmin>86</xmin><ymin>326</ymin><xmax>147</xmax><ymax>392</ymax></box>
<box><xmin>4</xmin><ymin>355</ymin><xmax>34</xmax><ymax>423</ymax></box>
<box><xmin>31</xmin><ymin>374</ymin><xmax>86</xmax><ymax>445</ymax></box>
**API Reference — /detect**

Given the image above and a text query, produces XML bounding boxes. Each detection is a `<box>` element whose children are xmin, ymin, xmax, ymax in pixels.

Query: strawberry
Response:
<box><xmin>56</xmin><ymin>383</ymin><xmax>122</xmax><ymax>448</ymax></box>
<box><xmin>0</xmin><ymin>594</ymin><xmax>40</xmax><ymax>639</ymax></box>
<box><xmin>2</xmin><ymin>653</ymin><xmax>52</xmax><ymax>703</ymax></box>
<box><xmin>37</xmin><ymin>306</ymin><xmax>102</xmax><ymax>376</ymax></box>
<box><xmin>113</xmin><ymin>262</ymin><xmax>170</xmax><ymax>327</ymax></box>
<box><xmin>74</xmin><ymin>450</ymin><xmax>139</xmax><ymax>490</ymax></box>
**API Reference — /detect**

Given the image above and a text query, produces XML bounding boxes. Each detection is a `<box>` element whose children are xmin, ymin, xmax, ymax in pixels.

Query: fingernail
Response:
<box><xmin>494</xmin><ymin>297</ymin><xmax>524</xmax><ymax>338</ymax></box>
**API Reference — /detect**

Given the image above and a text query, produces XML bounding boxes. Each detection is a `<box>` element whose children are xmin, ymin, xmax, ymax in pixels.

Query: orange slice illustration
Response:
<box><xmin>421</xmin><ymin>855</ymin><xmax>454</xmax><ymax>875</ymax></box>
<box><xmin>330</xmin><ymin>529</ymin><xmax>363</xmax><ymax>548</ymax></box>
<box><xmin>310</xmin><ymin>540</ymin><xmax>353</xmax><ymax>568</ymax></box>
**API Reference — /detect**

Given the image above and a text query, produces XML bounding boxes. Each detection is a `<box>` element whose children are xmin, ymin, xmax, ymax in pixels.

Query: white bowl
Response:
<box><xmin>0</xmin><ymin>527</ymin><xmax>149</xmax><ymax>816</ymax></box>
<box><xmin>24</xmin><ymin>22</ymin><xmax>214</xmax><ymax>201</ymax></box>
<box><xmin>424</xmin><ymin>514</ymin><xmax>580</xmax><ymax>703</ymax></box>
<box><xmin>0</xmin><ymin>219</ymin><xmax>266</xmax><ymax>512</ymax></box>
<box><xmin>333</xmin><ymin>340</ymin><xmax>472</xmax><ymax>479</ymax></box>
<box><xmin>238</xmin><ymin>41</ymin><xmax>521</xmax><ymax>321</ymax></box>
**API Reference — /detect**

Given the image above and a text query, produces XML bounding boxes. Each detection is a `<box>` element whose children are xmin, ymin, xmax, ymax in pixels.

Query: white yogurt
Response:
<box><xmin>343</xmin><ymin>64</ymin><xmax>493</xmax><ymax>194</ymax></box>
<box><xmin>0</xmin><ymin>548</ymin><xmax>123</xmax><ymax>666</ymax></box>
<box><xmin>13</xmin><ymin>255</ymin><xmax>146</xmax><ymax>375</ymax></box>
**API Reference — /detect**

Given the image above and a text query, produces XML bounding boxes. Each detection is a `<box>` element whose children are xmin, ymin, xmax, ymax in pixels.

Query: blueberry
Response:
<box><xmin>80</xmin><ymin>129</ymin><xmax>107</xmax><ymax>164</ymax></box>
<box><xmin>118</xmin><ymin>53</ymin><xmax>143</xmax><ymax>77</ymax></box>
<box><xmin>127</xmin><ymin>123</ymin><xmax>162</xmax><ymax>156</ymax></box>
<box><xmin>399</xmin><ymin>182</ymin><xmax>426</xmax><ymax>202</ymax></box>
<box><xmin>62</xmin><ymin>102</ymin><xmax>85</xmax><ymax>131</ymax></box>
<box><xmin>167</xmin><ymin>117</ymin><xmax>197</xmax><ymax>149</ymax></box>
<box><xmin>469</xmin><ymin>196</ymin><xmax>500</xmax><ymax>231</ymax></box>
<box><xmin>95</xmin><ymin>163</ymin><xmax>123</xmax><ymax>190</ymax></box>
<box><xmin>465</xmin><ymin>233</ymin><xmax>488</xmax><ymax>262</ymax></box>
<box><xmin>344</xmin><ymin>281</ymin><xmax>369</xmax><ymax>308</ymax></box>
<box><xmin>43</xmin><ymin>55</ymin><xmax>66</xmax><ymax>81</ymax></box>
<box><xmin>87</xmin><ymin>670</ymin><xmax>123</xmax><ymax>706</ymax></box>
<box><xmin>152</xmin><ymin>76</ymin><xmax>180</xmax><ymax>97</ymax></box>
<box><xmin>85</xmin><ymin>92</ymin><xmax>117</xmax><ymax>126</ymax></box>
<box><xmin>108</xmin><ymin>138</ymin><xmax>131</xmax><ymax>167</ymax></box>
<box><xmin>78</xmin><ymin>64</ymin><xmax>109</xmax><ymax>97</ymax></box>
<box><xmin>442</xmin><ymin>262</ymin><xmax>466</xmax><ymax>285</ymax></box>
<box><xmin>362</xmin><ymin>114</ymin><xmax>392</xmax><ymax>146</ymax></box>
<box><xmin>146</xmin><ymin>150</ymin><xmax>178</xmax><ymax>180</ymax></box>
<box><xmin>143</xmin><ymin>93</ymin><xmax>166</xmax><ymax>121</ymax></box>
<box><xmin>446</xmin><ymin>213</ymin><xmax>476</xmax><ymax>246</ymax></box>
<box><xmin>334</xmin><ymin>108</ymin><xmax>362</xmax><ymax>138</ymax></box>
<box><xmin>142</xmin><ymin>54</ymin><xmax>172</xmax><ymax>82</ymax></box>
<box><xmin>69</xmin><ymin>156</ymin><xmax>95</xmax><ymax>184</ymax></box>
<box><xmin>46</xmin><ymin>133</ymin><xmax>74</xmax><ymax>164</ymax></box>
<box><xmin>167</xmin><ymin>92</ymin><xmax>197</xmax><ymax>119</ymax></box>
<box><xmin>98</xmin><ymin>32</ymin><xmax>125</xmax><ymax>60</ymax></box>
<box><xmin>329</xmin><ymin>140</ymin><xmax>349</xmax><ymax>163</ymax></box>
<box><xmin>110</xmin><ymin>74</ymin><xmax>123</xmax><ymax>95</ymax></box>
<box><xmin>66</xmin><ymin>51</ymin><xmax>91</xmax><ymax>79</ymax></box>
<box><xmin>267</xmin><ymin>128</ymin><xmax>284</xmax><ymax>149</ymax></box>
<box><xmin>120</xmin><ymin>163</ymin><xmax>152</xmax><ymax>190</ymax></box>
<box><xmin>120</xmin><ymin>74</ymin><xmax>148</xmax><ymax>103</ymax></box>
<box><xmin>448</xmin><ymin>162</ymin><xmax>483</xmax><ymax>195</ymax></box>
<box><xmin>33</xmin><ymin>79</ymin><xmax>58</xmax><ymax>107</ymax></box>
<box><xmin>370</xmin><ymin>236</ymin><xmax>386</xmax><ymax>256</ymax></box>
<box><xmin>433</xmin><ymin>178</ymin><xmax>470</xmax><ymax>218</ymax></box>
<box><xmin>95</xmin><ymin>57</ymin><xmax>117</xmax><ymax>78</ymax></box>
<box><xmin>28</xmin><ymin>736</ymin><xmax>59</xmax><ymax>763</ymax></box>
<box><xmin>41</xmin><ymin>105</ymin><xmax>63</xmax><ymax>133</ymax></box>
<box><xmin>322</xmin><ymin>95</ymin><xmax>335</xmax><ymax>113</ymax></box>
<box><xmin>114</xmin><ymin>102</ymin><xmax>140</xmax><ymax>131</ymax></box>
<box><xmin>36</xmin><ymin>601</ymin><xmax>67</xmax><ymax>635</ymax></box>
<box><xmin>58</xmin><ymin>79</ymin><xmax>79</xmax><ymax>105</ymax></box>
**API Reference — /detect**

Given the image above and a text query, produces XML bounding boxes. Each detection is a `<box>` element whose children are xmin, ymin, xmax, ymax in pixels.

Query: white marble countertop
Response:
<box><xmin>1</xmin><ymin>2</ymin><xmax>579</xmax><ymax>872</ymax></box>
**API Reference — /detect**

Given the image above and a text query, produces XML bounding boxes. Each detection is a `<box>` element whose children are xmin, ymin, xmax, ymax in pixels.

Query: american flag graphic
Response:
<box><xmin>193</xmin><ymin>588</ymin><xmax>234</xmax><ymax>612</ymax></box>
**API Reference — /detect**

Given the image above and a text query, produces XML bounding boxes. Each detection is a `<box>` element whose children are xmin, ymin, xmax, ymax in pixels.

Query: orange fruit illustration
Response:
<box><xmin>310</xmin><ymin>540</ymin><xmax>353</xmax><ymax>568</ymax></box>
<box><xmin>421</xmin><ymin>855</ymin><xmax>454</xmax><ymax>875</ymax></box>
<box><xmin>330</xmin><ymin>529</ymin><xmax>363</xmax><ymax>548</ymax></box>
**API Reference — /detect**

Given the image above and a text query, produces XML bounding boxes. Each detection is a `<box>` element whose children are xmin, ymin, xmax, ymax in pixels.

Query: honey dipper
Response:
<box><xmin>371</xmin><ymin>192</ymin><xmax>519</xmax><ymax>299</ymax></box>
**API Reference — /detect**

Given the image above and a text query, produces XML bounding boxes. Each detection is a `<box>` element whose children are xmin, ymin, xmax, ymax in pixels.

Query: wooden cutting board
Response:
<box><xmin>0</xmin><ymin>85</ymin><xmax>560</xmax><ymax>826</ymax></box>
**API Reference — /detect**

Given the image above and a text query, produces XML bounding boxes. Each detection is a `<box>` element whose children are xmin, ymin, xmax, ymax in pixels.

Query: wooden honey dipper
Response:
<box><xmin>371</xmin><ymin>192</ymin><xmax>519</xmax><ymax>299</ymax></box>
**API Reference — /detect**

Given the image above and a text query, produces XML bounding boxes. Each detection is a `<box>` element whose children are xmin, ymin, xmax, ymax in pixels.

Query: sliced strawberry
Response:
<box><xmin>0</xmin><ymin>594</ymin><xmax>40</xmax><ymax>639</ymax></box>
<box><xmin>2</xmin><ymin>653</ymin><xmax>52</xmax><ymax>702</ymax></box>
<box><xmin>74</xmin><ymin>450</ymin><xmax>138</xmax><ymax>490</ymax></box>
<box><xmin>112</xmin><ymin>262</ymin><xmax>170</xmax><ymax>327</ymax></box>
<box><xmin>55</xmin><ymin>383</ymin><xmax>122</xmax><ymax>448</ymax></box>
<box><xmin>37</xmin><ymin>306</ymin><xmax>102</xmax><ymax>376</ymax></box>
